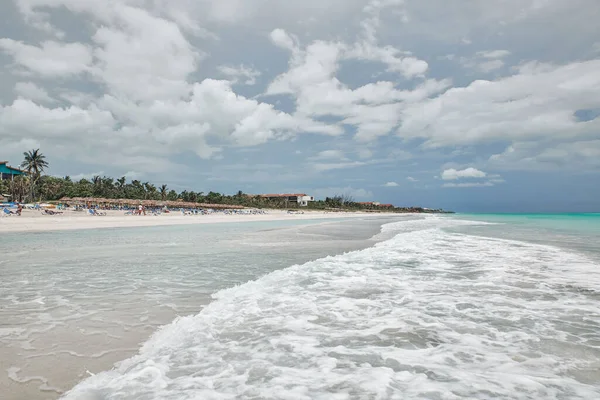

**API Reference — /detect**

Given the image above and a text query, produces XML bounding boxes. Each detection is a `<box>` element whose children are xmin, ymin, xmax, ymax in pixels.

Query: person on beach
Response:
<box><xmin>16</xmin><ymin>203</ymin><xmax>23</xmax><ymax>216</ymax></box>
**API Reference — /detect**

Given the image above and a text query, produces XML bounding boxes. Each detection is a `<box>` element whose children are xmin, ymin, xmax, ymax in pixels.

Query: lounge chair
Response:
<box><xmin>88</xmin><ymin>209</ymin><xmax>106</xmax><ymax>216</ymax></box>
<box><xmin>41</xmin><ymin>209</ymin><xmax>63</xmax><ymax>215</ymax></box>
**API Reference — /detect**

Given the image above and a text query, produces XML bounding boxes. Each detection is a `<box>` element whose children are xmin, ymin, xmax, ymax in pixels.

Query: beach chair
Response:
<box><xmin>88</xmin><ymin>209</ymin><xmax>106</xmax><ymax>216</ymax></box>
<box><xmin>2</xmin><ymin>208</ymin><xmax>16</xmax><ymax>216</ymax></box>
<box><xmin>41</xmin><ymin>209</ymin><xmax>63</xmax><ymax>215</ymax></box>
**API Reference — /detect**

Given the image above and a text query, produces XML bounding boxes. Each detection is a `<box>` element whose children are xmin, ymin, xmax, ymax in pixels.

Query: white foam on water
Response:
<box><xmin>62</xmin><ymin>216</ymin><xmax>600</xmax><ymax>399</ymax></box>
<box><xmin>8</xmin><ymin>367</ymin><xmax>63</xmax><ymax>394</ymax></box>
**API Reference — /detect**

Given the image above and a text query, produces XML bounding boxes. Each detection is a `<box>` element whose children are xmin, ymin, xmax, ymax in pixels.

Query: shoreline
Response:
<box><xmin>1</xmin><ymin>215</ymin><xmax>400</xmax><ymax>400</ymax></box>
<box><xmin>0</xmin><ymin>209</ymin><xmax>397</xmax><ymax>234</ymax></box>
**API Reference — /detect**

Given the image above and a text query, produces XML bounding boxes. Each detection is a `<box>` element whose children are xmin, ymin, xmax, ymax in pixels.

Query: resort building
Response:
<box><xmin>0</xmin><ymin>161</ymin><xmax>26</xmax><ymax>181</ymax></box>
<box><xmin>258</xmin><ymin>193</ymin><xmax>315</xmax><ymax>207</ymax></box>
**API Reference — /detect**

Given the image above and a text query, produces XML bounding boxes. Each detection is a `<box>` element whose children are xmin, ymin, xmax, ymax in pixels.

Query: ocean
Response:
<box><xmin>1</xmin><ymin>214</ymin><xmax>599</xmax><ymax>399</ymax></box>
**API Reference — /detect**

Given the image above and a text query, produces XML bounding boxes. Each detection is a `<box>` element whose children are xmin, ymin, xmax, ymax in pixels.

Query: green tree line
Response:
<box><xmin>1</xmin><ymin>149</ymin><xmax>445</xmax><ymax>212</ymax></box>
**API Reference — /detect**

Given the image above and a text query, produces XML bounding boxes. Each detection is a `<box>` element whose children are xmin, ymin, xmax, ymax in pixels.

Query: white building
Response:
<box><xmin>297</xmin><ymin>195</ymin><xmax>315</xmax><ymax>207</ymax></box>
<box><xmin>259</xmin><ymin>193</ymin><xmax>315</xmax><ymax>207</ymax></box>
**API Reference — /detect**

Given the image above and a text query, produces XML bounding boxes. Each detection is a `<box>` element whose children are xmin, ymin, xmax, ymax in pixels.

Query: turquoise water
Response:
<box><xmin>451</xmin><ymin>213</ymin><xmax>600</xmax><ymax>259</ymax></box>
<box><xmin>457</xmin><ymin>213</ymin><xmax>600</xmax><ymax>234</ymax></box>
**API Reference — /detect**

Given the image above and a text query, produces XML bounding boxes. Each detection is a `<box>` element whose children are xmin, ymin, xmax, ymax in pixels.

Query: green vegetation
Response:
<box><xmin>1</xmin><ymin>149</ymin><xmax>450</xmax><ymax>213</ymax></box>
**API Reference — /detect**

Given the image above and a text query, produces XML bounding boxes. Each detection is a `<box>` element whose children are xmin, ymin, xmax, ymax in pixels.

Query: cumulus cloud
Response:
<box><xmin>443</xmin><ymin>182</ymin><xmax>494</xmax><ymax>188</ymax></box>
<box><xmin>1</xmin><ymin>0</ymin><xmax>598</xmax><ymax>193</ymax></box>
<box><xmin>14</xmin><ymin>82</ymin><xmax>54</xmax><ymax>104</ymax></box>
<box><xmin>0</xmin><ymin>4</ymin><xmax>345</xmax><ymax>173</ymax></box>
<box><xmin>312</xmin><ymin>161</ymin><xmax>366</xmax><ymax>172</ymax></box>
<box><xmin>270</xmin><ymin>28</ymin><xmax>297</xmax><ymax>51</ymax></box>
<box><xmin>265</xmin><ymin>27</ymin><xmax>450</xmax><ymax>142</ymax></box>
<box><xmin>440</xmin><ymin>168</ymin><xmax>504</xmax><ymax>188</ymax></box>
<box><xmin>441</xmin><ymin>167</ymin><xmax>487</xmax><ymax>180</ymax></box>
<box><xmin>311</xmin><ymin>150</ymin><xmax>347</xmax><ymax>161</ymax></box>
<box><xmin>218</xmin><ymin>64</ymin><xmax>261</xmax><ymax>85</ymax></box>
<box><xmin>398</xmin><ymin>60</ymin><xmax>600</xmax><ymax>148</ymax></box>
<box><xmin>383</xmin><ymin>181</ymin><xmax>399</xmax><ymax>187</ymax></box>
<box><xmin>460</xmin><ymin>49</ymin><xmax>511</xmax><ymax>72</ymax></box>
<box><xmin>476</xmin><ymin>50</ymin><xmax>511</xmax><ymax>59</ymax></box>
<box><xmin>489</xmin><ymin>140</ymin><xmax>600</xmax><ymax>171</ymax></box>
<box><xmin>0</xmin><ymin>39</ymin><xmax>92</xmax><ymax>77</ymax></box>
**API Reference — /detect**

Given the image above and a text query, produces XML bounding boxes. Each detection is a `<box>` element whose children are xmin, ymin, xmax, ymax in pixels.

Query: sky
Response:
<box><xmin>0</xmin><ymin>0</ymin><xmax>599</xmax><ymax>212</ymax></box>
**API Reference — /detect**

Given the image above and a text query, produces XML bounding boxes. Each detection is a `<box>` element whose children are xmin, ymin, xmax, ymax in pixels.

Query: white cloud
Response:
<box><xmin>3</xmin><ymin>0</ymin><xmax>599</xmax><ymax>185</ymax></box>
<box><xmin>459</xmin><ymin>50</ymin><xmax>509</xmax><ymax>73</ymax></box>
<box><xmin>0</xmin><ymin>39</ymin><xmax>92</xmax><ymax>77</ymax></box>
<box><xmin>91</xmin><ymin>5</ymin><xmax>201</xmax><ymax>102</ymax></box>
<box><xmin>440</xmin><ymin>168</ymin><xmax>504</xmax><ymax>187</ymax></box>
<box><xmin>489</xmin><ymin>140</ymin><xmax>600</xmax><ymax>171</ymax></box>
<box><xmin>265</xmin><ymin>27</ymin><xmax>450</xmax><ymax>142</ymax></box>
<box><xmin>407</xmin><ymin>176</ymin><xmax>418</xmax><ymax>182</ymax></box>
<box><xmin>398</xmin><ymin>60</ymin><xmax>600</xmax><ymax>148</ymax></box>
<box><xmin>477</xmin><ymin>50</ymin><xmax>511</xmax><ymax>59</ymax></box>
<box><xmin>313</xmin><ymin>161</ymin><xmax>366</xmax><ymax>172</ymax></box>
<box><xmin>383</xmin><ymin>181</ymin><xmax>399</xmax><ymax>187</ymax></box>
<box><xmin>14</xmin><ymin>82</ymin><xmax>54</xmax><ymax>104</ymax></box>
<box><xmin>270</xmin><ymin>28</ymin><xmax>298</xmax><ymax>51</ymax></box>
<box><xmin>0</xmin><ymin>77</ymin><xmax>341</xmax><ymax>173</ymax></box>
<box><xmin>346</xmin><ymin>44</ymin><xmax>429</xmax><ymax>79</ymax></box>
<box><xmin>218</xmin><ymin>64</ymin><xmax>261</xmax><ymax>85</ymax></box>
<box><xmin>443</xmin><ymin>181</ymin><xmax>494</xmax><ymax>188</ymax></box>
<box><xmin>311</xmin><ymin>150</ymin><xmax>346</xmax><ymax>161</ymax></box>
<box><xmin>478</xmin><ymin>59</ymin><xmax>505</xmax><ymax>72</ymax></box>
<box><xmin>441</xmin><ymin>167</ymin><xmax>487</xmax><ymax>180</ymax></box>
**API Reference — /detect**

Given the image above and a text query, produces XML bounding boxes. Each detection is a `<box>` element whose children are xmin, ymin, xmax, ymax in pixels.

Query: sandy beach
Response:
<box><xmin>0</xmin><ymin>208</ymin><xmax>387</xmax><ymax>233</ymax></box>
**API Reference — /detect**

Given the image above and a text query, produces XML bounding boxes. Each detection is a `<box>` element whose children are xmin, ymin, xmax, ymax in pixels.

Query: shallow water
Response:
<box><xmin>0</xmin><ymin>217</ymin><xmax>401</xmax><ymax>399</ymax></box>
<box><xmin>3</xmin><ymin>214</ymin><xmax>600</xmax><ymax>399</ymax></box>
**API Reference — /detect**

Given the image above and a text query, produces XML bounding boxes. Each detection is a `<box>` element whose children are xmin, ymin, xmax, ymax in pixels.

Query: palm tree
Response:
<box><xmin>115</xmin><ymin>176</ymin><xmax>126</xmax><ymax>198</ymax></box>
<box><xmin>101</xmin><ymin>176</ymin><xmax>115</xmax><ymax>198</ymax></box>
<box><xmin>143</xmin><ymin>182</ymin><xmax>157</xmax><ymax>200</ymax></box>
<box><xmin>21</xmin><ymin>149</ymin><xmax>49</xmax><ymax>201</ymax></box>
<box><xmin>92</xmin><ymin>175</ymin><xmax>103</xmax><ymax>196</ymax></box>
<box><xmin>160</xmin><ymin>184</ymin><xmax>168</xmax><ymax>201</ymax></box>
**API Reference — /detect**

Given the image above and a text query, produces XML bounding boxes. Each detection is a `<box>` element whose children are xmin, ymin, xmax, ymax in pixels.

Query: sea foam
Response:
<box><xmin>62</xmin><ymin>217</ymin><xmax>600</xmax><ymax>399</ymax></box>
